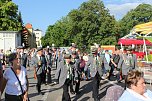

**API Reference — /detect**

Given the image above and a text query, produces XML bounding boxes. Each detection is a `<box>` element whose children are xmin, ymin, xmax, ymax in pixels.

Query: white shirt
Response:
<box><xmin>105</xmin><ymin>53</ymin><xmax>110</xmax><ymax>64</ymax></box>
<box><xmin>127</xmin><ymin>88</ymin><xmax>152</xmax><ymax>101</ymax></box>
<box><xmin>3</xmin><ymin>66</ymin><xmax>27</xmax><ymax>95</ymax></box>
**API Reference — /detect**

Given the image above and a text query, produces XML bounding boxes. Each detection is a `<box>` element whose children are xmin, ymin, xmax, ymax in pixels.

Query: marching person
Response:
<box><xmin>45</xmin><ymin>48</ymin><xmax>52</xmax><ymax>84</ymax></box>
<box><xmin>102</xmin><ymin>50</ymin><xmax>111</xmax><ymax>79</ymax></box>
<box><xmin>1</xmin><ymin>53</ymin><xmax>29</xmax><ymax>101</ymax></box>
<box><xmin>33</xmin><ymin>47</ymin><xmax>46</xmax><ymax>95</ymax></box>
<box><xmin>16</xmin><ymin>46</ymin><xmax>28</xmax><ymax>69</ymax></box>
<box><xmin>71</xmin><ymin>51</ymin><xmax>81</xmax><ymax>94</ymax></box>
<box><xmin>56</xmin><ymin>53</ymin><xmax>78</xmax><ymax>101</ymax></box>
<box><xmin>118</xmin><ymin>47</ymin><xmax>138</xmax><ymax>81</ymax></box>
<box><xmin>85</xmin><ymin>47</ymin><xmax>103</xmax><ymax>101</ymax></box>
<box><xmin>108</xmin><ymin>48</ymin><xmax>120</xmax><ymax>81</ymax></box>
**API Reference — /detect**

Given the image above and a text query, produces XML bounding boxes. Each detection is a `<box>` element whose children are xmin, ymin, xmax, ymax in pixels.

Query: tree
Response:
<box><xmin>42</xmin><ymin>0</ymin><xmax>117</xmax><ymax>49</ymax></box>
<box><xmin>119</xmin><ymin>4</ymin><xmax>152</xmax><ymax>38</ymax></box>
<box><xmin>0</xmin><ymin>0</ymin><xmax>22</xmax><ymax>31</ymax></box>
<box><xmin>66</xmin><ymin>0</ymin><xmax>117</xmax><ymax>49</ymax></box>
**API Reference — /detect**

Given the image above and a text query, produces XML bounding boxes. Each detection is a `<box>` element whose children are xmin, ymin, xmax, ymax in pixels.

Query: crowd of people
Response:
<box><xmin>0</xmin><ymin>43</ymin><xmax>152</xmax><ymax>101</ymax></box>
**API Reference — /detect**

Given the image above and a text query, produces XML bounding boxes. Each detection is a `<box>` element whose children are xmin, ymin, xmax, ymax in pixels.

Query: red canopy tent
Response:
<box><xmin>118</xmin><ymin>39</ymin><xmax>152</xmax><ymax>45</ymax></box>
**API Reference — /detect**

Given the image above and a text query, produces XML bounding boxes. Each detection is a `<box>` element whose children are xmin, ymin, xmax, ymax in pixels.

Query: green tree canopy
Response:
<box><xmin>119</xmin><ymin>4</ymin><xmax>152</xmax><ymax>38</ymax></box>
<box><xmin>0</xmin><ymin>0</ymin><xmax>22</xmax><ymax>31</ymax></box>
<box><xmin>42</xmin><ymin>0</ymin><xmax>117</xmax><ymax>50</ymax></box>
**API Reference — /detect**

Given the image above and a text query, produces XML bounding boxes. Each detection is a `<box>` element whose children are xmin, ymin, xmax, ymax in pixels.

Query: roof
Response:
<box><xmin>118</xmin><ymin>39</ymin><xmax>152</xmax><ymax>45</ymax></box>
<box><xmin>25</xmin><ymin>23</ymin><xmax>33</xmax><ymax>29</ymax></box>
<box><xmin>132</xmin><ymin>21</ymin><xmax>152</xmax><ymax>34</ymax></box>
<box><xmin>35</xmin><ymin>29</ymin><xmax>41</xmax><ymax>31</ymax></box>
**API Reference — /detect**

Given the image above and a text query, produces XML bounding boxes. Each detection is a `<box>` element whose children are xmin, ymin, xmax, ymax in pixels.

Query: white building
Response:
<box><xmin>33</xmin><ymin>29</ymin><xmax>42</xmax><ymax>47</ymax></box>
<box><xmin>0</xmin><ymin>31</ymin><xmax>22</xmax><ymax>53</ymax></box>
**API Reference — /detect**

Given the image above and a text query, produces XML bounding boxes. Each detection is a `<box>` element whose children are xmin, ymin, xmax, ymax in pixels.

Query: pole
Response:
<box><xmin>143</xmin><ymin>38</ymin><xmax>148</xmax><ymax>63</ymax></box>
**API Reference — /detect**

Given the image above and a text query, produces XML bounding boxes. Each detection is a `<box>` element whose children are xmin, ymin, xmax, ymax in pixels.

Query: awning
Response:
<box><xmin>118</xmin><ymin>39</ymin><xmax>152</xmax><ymax>45</ymax></box>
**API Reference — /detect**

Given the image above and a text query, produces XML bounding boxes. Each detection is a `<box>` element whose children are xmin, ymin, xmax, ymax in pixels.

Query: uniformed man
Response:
<box><xmin>45</xmin><ymin>48</ymin><xmax>52</xmax><ymax>84</ymax></box>
<box><xmin>33</xmin><ymin>47</ymin><xmax>47</xmax><ymax>95</ymax></box>
<box><xmin>118</xmin><ymin>47</ymin><xmax>138</xmax><ymax>80</ymax></box>
<box><xmin>71</xmin><ymin>51</ymin><xmax>81</xmax><ymax>94</ymax></box>
<box><xmin>85</xmin><ymin>47</ymin><xmax>103</xmax><ymax>101</ymax></box>
<box><xmin>56</xmin><ymin>53</ymin><xmax>78</xmax><ymax>101</ymax></box>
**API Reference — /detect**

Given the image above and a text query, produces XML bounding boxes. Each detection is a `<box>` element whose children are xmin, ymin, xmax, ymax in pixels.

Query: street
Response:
<box><xmin>1</xmin><ymin>66</ymin><xmax>152</xmax><ymax>101</ymax></box>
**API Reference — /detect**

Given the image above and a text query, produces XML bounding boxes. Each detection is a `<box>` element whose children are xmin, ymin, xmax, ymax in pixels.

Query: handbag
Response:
<box><xmin>11</xmin><ymin>67</ymin><xmax>30</xmax><ymax>101</ymax></box>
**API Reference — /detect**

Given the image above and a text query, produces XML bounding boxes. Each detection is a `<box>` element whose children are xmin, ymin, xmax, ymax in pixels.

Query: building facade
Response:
<box><xmin>23</xmin><ymin>23</ymin><xmax>37</xmax><ymax>48</ymax></box>
<box><xmin>0</xmin><ymin>31</ymin><xmax>22</xmax><ymax>53</ymax></box>
<box><xmin>33</xmin><ymin>29</ymin><xmax>42</xmax><ymax>47</ymax></box>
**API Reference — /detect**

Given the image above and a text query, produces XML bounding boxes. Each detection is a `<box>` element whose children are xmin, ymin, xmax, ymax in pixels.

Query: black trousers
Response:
<box><xmin>92</xmin><ymin>72</ymin><xmax>100</xmax><ymax>99</ymax></box>
<box><xmin>36</xmin><ymin>73</ymin><xmax>43</xmax><ymax>93</ymax></box>
<box><xmin>75</xmin><ymin>74</ymin><xmax>81</xmax><ymax>93</ymax></box>
<box><xmin>108</xmin><ymin>64</ymin><xmax>115</xmax><ymax>79</ymax></box>
<box><xmin>5</xmin><ymin>93</ymin><xmax>23</xmax><ymax>101</ymax></box>
<box><xmin>46</xmin><ymin>66</ymin><xmax>51</xmax><ymax>84</ymax></box>
<box><xmin>62</xmin><ymin>79</ymin><xmax>72</xmax><ymax>101</ymax></box>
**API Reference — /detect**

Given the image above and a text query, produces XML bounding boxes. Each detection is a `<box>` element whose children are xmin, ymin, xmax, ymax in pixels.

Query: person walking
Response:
<box><xmin>71</xmin><ymin>51</ymin><xmax>81</xmax><ymax>94</ymax></box>
<box><xmin>1</xmin><ymin>53</ymin><xmax>29</xmax><ymax>101</ymax></box>
<box><xmin>16</xmin><ymin>46</ymin><xmax>28</xmax><ymax>69</ymax></box>
<box><xmin>45</xmin><ymin>48</ymin><xmax>52</xmax><ymax>84</ymax></box>
<box><xmin>118</xmin><ymin>47</ymin><xmax>138</xmax><ymax>80</ymax></box>
<box><xmin>108</xmin><ymin>48</ymin><xmax>120</xmax><ymax>81</ymax></box>
<box><xmin>102</xmin><ymin>50</ymin><xmax>111</xmax><ymax>79</ymax></box>
<box><xmin>56</xmin><ymin>53</ymin><xmax>78</xmax><ymax>101</ymax></box>
<box><xmin>85</xmin><ymin>47</ymin><xmax>103</xmax><ymax>101</ymax></box>
<box><xmin>33</xmin><ymin>47</ymin><xmax>46</xmax><ymax>94</ymax></box>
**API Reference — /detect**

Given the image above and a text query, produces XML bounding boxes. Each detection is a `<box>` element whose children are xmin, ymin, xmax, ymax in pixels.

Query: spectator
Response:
<box><xmin>0</xmin><ymin>49</ymin><xmax>6</xmax><ymax>72</ymax></box>
<box><xmin>0</xmin><ymin>60</ymin><xmax>3</xmax><ymax>100</ymax></box>
<box><xmin>118</xmin><ymin>70</ymin><xmax>152</xmax><ymax>101</ymax></box>
<box><xmin>1</xmin><ymin>53</ymin><xmax>29</xmax><ymax>101</ymax></box>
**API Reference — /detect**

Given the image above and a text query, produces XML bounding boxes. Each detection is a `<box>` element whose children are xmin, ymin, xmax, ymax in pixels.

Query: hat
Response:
<box><xmin>37</xmin><ymin>47</ymin><xmax>43</xmax><ymax>52</ymax></box>
<box><xmin>64</xmin><ymin>54</ymin><xmax>71</xmax><ymax>59</ymax></box>
<box><xmin>17</xmin><ymin>46</ymin><xmax>24</xmax><ymax>49</ymax></box>
<box><xmin>72</xmin><ymin>51</ymin><xmax>77</xmax><ymax>55</ymax></box>
<box><xmin>71</xmin><ymin>43</ymin><xmax>76</xmax><ymax>48</ymax></box>
<box><xmin>91</xmin><ymin>48</ymin><xmax>97</xmax><ymax>54</ymax></box>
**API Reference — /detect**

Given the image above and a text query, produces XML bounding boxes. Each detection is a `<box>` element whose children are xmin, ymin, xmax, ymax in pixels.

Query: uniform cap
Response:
<box><xmin>91</xmin><ymin>48</ymin><xmax>97</xmax><ymax>54</ymax></box>
<box><xmin>37</xmin><ymin>47</ymin><xmax>43</xmax><ymax>52</ymax></box>
<box><xmin>64</xmin><ymin>54</ymin><xmax>71</xmax><ymax>59</ymax></box>
<box><xmin>17</xmin><ymin>46</ymin><xmax>24</xmax><ymax>49</ymax></box>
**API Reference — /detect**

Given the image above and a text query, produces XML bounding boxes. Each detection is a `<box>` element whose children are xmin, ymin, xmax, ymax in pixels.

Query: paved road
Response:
<box><xmin>1</xmin><ymin>66</ymin><xmax>152</xmax><ymax>101</ymax></box>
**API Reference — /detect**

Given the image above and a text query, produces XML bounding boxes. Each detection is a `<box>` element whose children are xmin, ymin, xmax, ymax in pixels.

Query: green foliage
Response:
<box><xmin>42</xmin><ymin>0</ymin><xmax>117</xmax><ymax>49</ymax></box>
<box><xmin>0</xmin><ymin>0</ymin><xmax>22</xmax><ymax>31</ymax></box>
<box><xmin>119</xmin><ymin>4</ymin><xmax>152</xmax><ymax>38</ymax></box>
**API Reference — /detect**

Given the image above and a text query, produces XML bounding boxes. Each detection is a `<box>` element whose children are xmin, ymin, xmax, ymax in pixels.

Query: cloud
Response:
<box><xmin>104</xmin><ymin>0</ymin><xmax>152</xmax><ymax>20</ymax></box>
<box><xmin>104</xmin><ymin>0</ymin><xmax>152</xmax><ymax>4</ymax></box>
<box><xmin>107</xmin><ymin>3</ymin><xmax>140</xmax><ymax>20</ymax></box>
<box><xmin>121</xmin><ymin>0</ymin><xmax>152</xmax><ymax>4</ymax></box>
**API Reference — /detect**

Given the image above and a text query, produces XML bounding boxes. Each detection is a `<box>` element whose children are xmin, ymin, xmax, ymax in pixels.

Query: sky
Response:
<box><xmin>12</xmin><ymin>0</ymin><xmax>152</xmax><ymax>35</ymax></box>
